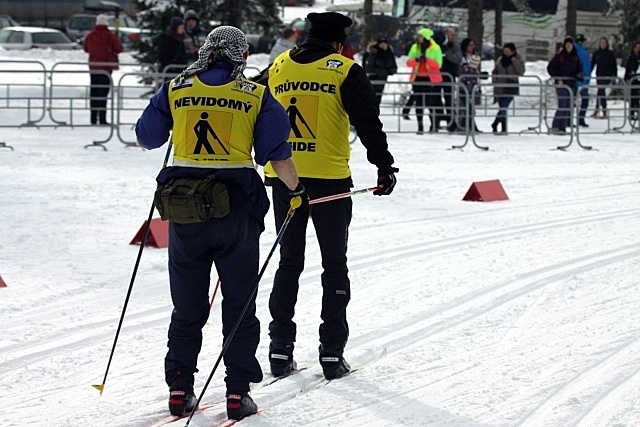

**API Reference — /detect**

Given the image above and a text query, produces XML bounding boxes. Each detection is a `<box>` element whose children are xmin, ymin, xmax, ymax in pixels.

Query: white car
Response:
<box><xmin>0</xmin><ymin>27</ymin><xmax>79</xmax><ymax>50</ymax></box>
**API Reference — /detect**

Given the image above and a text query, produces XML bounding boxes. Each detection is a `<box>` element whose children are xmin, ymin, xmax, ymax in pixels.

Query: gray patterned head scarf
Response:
<box><xmin>176</xmin><ymin>26</ymin><xmax>249</xmax><ymax>87</ymax></box>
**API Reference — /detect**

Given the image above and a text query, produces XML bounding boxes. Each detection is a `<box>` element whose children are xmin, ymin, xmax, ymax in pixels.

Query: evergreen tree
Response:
<box><xmin>607</xmin><ymin>0</ymin><xmax>640</xmax><ymax>56</ymax></box>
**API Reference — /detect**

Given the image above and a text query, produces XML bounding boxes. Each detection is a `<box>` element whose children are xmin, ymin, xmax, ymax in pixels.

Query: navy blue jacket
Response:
<box><xmin>591</xmin><ymin>48</ymin><xmax>617</xmax><ymax>78</ymax></box>
<box><xmin>135</xmin><ymin>61</ymin><xmax>292</xmax><ymax>226</ymax></box>
<box><xmin>547</xmin><ymin>48</ymin><xmax>583</xmax><ymax>90</ymax></box>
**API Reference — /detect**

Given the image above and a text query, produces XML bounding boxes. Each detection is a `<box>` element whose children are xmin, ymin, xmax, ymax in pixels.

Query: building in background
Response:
<box><xmin>392</xmin><ymin>0</ymin><xmax>621</xmax><ymax>61</ymax></box>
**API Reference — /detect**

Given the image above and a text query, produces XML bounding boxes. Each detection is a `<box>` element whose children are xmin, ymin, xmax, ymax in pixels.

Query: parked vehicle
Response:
<box><xmin>288</xmin><ymin>13</ymin><xmax>399</xmax><ymax>56</ymax></box>
<box><xmin>242</xmin><ymin>23</ymin><xmax>277</xmax><ymax>55</ymax></box>
<box><xmin>66</xmin><ymin>13</ymin><xmax>140</xmax><ymax>50</ymax></box>
<box><xmin>0</xmin><ymin>27</ymin><xmax>79</xmax><ymax>50</ymax></box>
<box><xmin>284</xmin><ymin>0</ymin><xmax>316</xmax><ymax>6</ymax></box>
<box><xmin>0</xmin><ymin>14</ymin><xmax>20</xmax><ymax>29</ymax></box>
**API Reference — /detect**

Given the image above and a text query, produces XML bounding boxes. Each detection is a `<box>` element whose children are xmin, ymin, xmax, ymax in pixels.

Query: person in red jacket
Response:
<box><xmin>83</xmin><ymin>14</ymin><xmax>123</xmax><ymax>125</ymax></box>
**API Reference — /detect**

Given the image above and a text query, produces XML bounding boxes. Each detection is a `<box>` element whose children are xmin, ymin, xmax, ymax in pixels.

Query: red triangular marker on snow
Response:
<box><xmin>129</xmin><ymin>218</ymin><xmax>169</xmax><ymax>248</ymax></box>
<box><xmin>462</xmin><ymin>179</ymin><xmax>509</xmax><ymax>202</ymax></box>
<box><xmin>0</xmin><ymin>276</ymin><xmax>6</xmax><ymax>287</ymax></box>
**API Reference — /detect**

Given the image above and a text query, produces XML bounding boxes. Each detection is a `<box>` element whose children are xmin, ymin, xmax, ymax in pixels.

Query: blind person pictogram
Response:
<box><xmin>283</xmin><ymin>95</ymin><xmax>318</xmax><ymax>139</ymax></box>
<box><xmin>185</xmin><ymin>110</ymin><xmax>232</xmax><ymax>157</ymax></box>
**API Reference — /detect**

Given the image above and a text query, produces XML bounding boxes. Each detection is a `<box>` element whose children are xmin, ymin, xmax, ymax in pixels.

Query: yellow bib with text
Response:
<box><xmin>168</xmin><ymin>76</ymin><xmax>265</xmax><ymax>168</ymax></box>
<box><xmin>264</xmin><ymin>52</ymin><xmax>354</xmax><ymax>179</ymax></box>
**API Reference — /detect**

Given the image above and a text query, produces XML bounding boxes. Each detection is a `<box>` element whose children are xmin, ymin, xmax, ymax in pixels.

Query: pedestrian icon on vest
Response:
<box><xmin>194</xmin><ymin>112</ymin><xmax>229</xmax><ymax>155</ymax></box>
<box><xmin>287</xmin><ymin>97</ymin><xmax>316</xmax><ymax>139</ymax></box>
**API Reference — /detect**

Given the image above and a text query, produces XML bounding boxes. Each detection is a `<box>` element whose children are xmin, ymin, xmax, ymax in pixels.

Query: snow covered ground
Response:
<box><xmin>1</xmin><ymin>2</ymin><xmax>640</xmax><ymax>426</ymax></box>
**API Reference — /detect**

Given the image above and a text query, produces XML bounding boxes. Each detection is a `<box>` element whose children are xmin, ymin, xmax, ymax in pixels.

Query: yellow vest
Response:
<box><xmin>264</xmin><ymin>52</ymin><xmax>354</xmax><ymax>179</ymax></box>
<box><xmin>168</xmin><ymin>76</ymin><xmax>265</xmax><ymax>168</ymax></box>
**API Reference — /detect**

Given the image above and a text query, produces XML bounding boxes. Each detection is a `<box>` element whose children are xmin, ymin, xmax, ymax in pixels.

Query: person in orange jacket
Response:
<box><xmin>401</xmin><ymin>28</ymin><xmax>443</xmax><ymax>134</ymax></box>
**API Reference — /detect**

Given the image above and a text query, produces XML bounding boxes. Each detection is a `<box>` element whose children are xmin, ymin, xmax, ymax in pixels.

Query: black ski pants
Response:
<box><xmin>268</xmin><ymin>180</ymin><xmax>352</xmax><ymax>352</ymax></box>
<box><xmin>89</xmin><ymin>72</ymin><xmax>111</xmax><ymax>124</ymax></box>
<box><xmin>165</xmin><ymin>205</ymin><xmax>263</xmax><ymax>393</ymax></box>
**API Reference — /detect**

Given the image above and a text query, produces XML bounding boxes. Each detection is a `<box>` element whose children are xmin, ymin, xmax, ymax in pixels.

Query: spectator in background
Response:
<box><xmin>183</xmin><ymin>9</ymin><xmax>205</xmax><ymax>64</ymax></box>
<box><xmin>625</xmin><ymin>41</ymin><xmax>640</xmax><ymax>121</ymax></box>
<box><xmin>590</xmin><ymin>37</ymin><xmax>617</xmax><ymax>119</ymax></box>
<box><xmin>83</xmin><ymin>14</ymin><xmax>123</xmax><ymax>126</ymax></box>
<box><xmin>491</xmin><ymin>42</ymin><xmax>525</xmax><ymax>134</ymax></box>
<box><xmin>365</xmin><ymin>36</ymin><xmax>397</xmax><ymax>105</ymax></box>
<box><xmin>341</xmin><ymin>37</ymin><xmax>355</xmax><ymax>60</ymax></box>
<box><xmin>440</xmin><ymin>27</ymin><xmax>462</xmax><ymax>132</ymax></box>
<box><xmin>457</xmin><ymin>53</ymin><xmax>481</xmax><ymax>133</ymax></box>
<box><xmin>460</xmin><ymin>38</ymin><xmax>476</xmax><ymax>61</ymax></box>
<box><xmin>574</xmin><ymin>34</ymin><xmax>591</xmax><ymax>127</ymax></box>
<box><xmin>269</xmin><ymin>28</ymin><xmax>298</xmax><ymax>63</ymax></box>
<box><xmin>158</xmin><ymin>16</ymin><xmax>187</xmax><ymax>80</ymax></box>
<box><xmin>403</xmin><ymin>28</ymin><xmax>443</xmax><ymax>134</ymax></box>
<box><xmin>456</xmin><ymin>38</ymin><xmax>482</xmax><ymax>133</ymax></box>
<box><xmin>547</xmin><ymin>37</ymin><xmax>583</xmax><ymax>135</ymax></box>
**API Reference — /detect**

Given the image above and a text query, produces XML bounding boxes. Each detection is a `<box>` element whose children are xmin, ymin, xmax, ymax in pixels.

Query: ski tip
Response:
<box><xmin>92</xmin><ymin>383</ymin><xmax>105</xmax><ymax>395</ymax></box>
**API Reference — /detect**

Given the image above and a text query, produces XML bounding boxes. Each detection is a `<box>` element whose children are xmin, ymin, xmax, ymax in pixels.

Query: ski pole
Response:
<box><xmin>209</xmin><ymin>278</ymin><xmax>221</xmax><ymax>310</ymax></box>
<box><xmin>309</xmin><ymin>186</ymin><xmax>380</xmax><ymax>205</ymax></box>
<box><xmin>92</xmin><ymin>142</ymin><xmax>173</xmax><ymax>396</ymax></box>
<box><xmin>185</xmin><ymin>197</ymin><xmax>301</xmax><ymax>426</ymax></box>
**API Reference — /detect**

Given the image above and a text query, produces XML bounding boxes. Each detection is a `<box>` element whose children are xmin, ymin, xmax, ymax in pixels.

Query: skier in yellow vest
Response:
<box><xmin>136</xmin><ymin>26</ymin><xmax>305</xmax><ymax>421</ymax></box>
<box><xmin>254</xmin><ymin>12</ymin><xmax>399</xmax><ymax>380</ymax></box>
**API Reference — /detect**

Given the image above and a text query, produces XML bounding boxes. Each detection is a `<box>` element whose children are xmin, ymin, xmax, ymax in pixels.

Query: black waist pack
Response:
<box><xmin>154</xmin><ymin>175</ymin><xmax>230</xmax><ymax>224</ymax></box>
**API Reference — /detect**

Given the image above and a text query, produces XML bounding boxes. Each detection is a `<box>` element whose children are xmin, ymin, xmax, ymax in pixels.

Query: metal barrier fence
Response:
<box><xmin>376</xmin><ymin>72</ymin><xmax>639</xmax><ymax>150</ymax></box>
<box><xmin>1</xmin><ymin>60</ymin><xmax>638</xmax><ymax>151</ymax></box>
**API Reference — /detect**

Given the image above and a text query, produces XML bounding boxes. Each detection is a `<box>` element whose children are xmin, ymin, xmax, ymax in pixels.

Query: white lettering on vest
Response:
<box><xmin>173</xmin><ymin>97</ymin><xmax>252</xmax><ymax>113</ymax></box>
<box><xmin>274</xmin><ymin>80</ymin><xmax>337</xmax><ymax>96</ymax></box>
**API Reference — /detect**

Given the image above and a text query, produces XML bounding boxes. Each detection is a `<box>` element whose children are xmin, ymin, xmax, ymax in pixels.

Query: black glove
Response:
<box><xmin>373</xmin><ymin>167</ymin><xmax>399</xmax><ymax>196</ymax></box>
<box><xmin>417</xmin><ymin>55</ymin><xmax>426</xmax><ymax>63</ymax></box>
<box><xmin>288</xmin><ymin>182</ymin><xmax>309</xmax><ymax>211</ymax></box>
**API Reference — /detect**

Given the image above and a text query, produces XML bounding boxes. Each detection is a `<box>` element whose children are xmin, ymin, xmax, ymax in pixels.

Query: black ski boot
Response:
<box><xmin>269</xmin><ymin>342</ymin><xmax>297</xmax><ymax>377</ymax></box>
<box><xmin>226</xmin><ymin>392</ymin><xmax>258</xmax><ymax>421</ymax></box>
<box><xmin>491</xmin><ymin>119</ymin><xmax>499</xmax><ymax>134</ymax></box>
<box><xmin>319</xmin><ymin>345</ymin><xmax>351</xmax><ymax>380</ymax></box>
<box><xmin>168</xmin><ymin>375</ymin><xmax>197</xmax><ymax>416</ymax></box>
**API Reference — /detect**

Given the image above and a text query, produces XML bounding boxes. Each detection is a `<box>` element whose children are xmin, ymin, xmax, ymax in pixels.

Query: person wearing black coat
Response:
<box><xmin>365</xmin><ymin>36</ymin><xmax>398</xmax><ymax>105</ymax></box>
<box><xmin>590</xmin><ymin>37</ymin><xmax>618</xmax><ymax>118</ymax></box>
<box><xmin>157</xmin><ymin>17</ymin><xmax>187</xmax><ymax>80</ymax></box>
<box><xmin>491</xmin><ymin>42</ymin><xmax>525</xmax><ymax>134</ymax></box>
<box><xmin>183</xmin><ymin>9</ymin><xmax>206</xmax><ymax>64</ymax></box>
<box><xmin>253</xmin><ymin>12</ymin><xmax>398</xmax><ymax>382</ymax></box>
<box><xmin>625</xmin><ymin>41</ymin><xmax>640</xmax><ymax>121</ymax></box>
<box><xmin>547</xmin><ymin>37</ymin><xmax>583</xmax><ymax>134</ymax></box>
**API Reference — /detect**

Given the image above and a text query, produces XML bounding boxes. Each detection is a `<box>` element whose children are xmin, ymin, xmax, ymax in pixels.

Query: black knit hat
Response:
<box><xmin>170</xmin><ymin>16</ymin><xmax>184</xmax><ymax>30</ymax></box>
<box><xmin>503</xmin><ymin>42</ymin><xmax>517</xmax><ymax>53</ymax></box>
<box><xmin>307</xmin><ymin>12</ymin><xmax>353</xmax><ymax>45</ymax></box>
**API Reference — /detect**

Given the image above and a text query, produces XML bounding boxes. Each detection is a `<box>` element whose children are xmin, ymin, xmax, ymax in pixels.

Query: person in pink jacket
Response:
<box><xmin>401</xmin><ymin>28</ymin><xmax>444</xmax><ymax>134</ymax></box>
<box><xmin>83</xmin><ymin>14</ymin><xmax>123</xmax><ymax>125</ymax></box>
